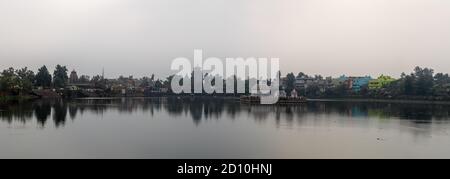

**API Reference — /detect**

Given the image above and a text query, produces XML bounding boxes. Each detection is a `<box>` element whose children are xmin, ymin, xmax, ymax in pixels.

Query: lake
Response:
<box><xmin>1</xmin><ymin>97</ymin><xmax>450</xmax><ymax>159</ymax></box>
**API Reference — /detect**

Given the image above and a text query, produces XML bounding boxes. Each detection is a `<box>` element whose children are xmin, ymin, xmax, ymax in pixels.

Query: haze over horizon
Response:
<box><xmin>1</xmin><ymin>0</ymin><xmax>450</xmax><ymax>79</ymax></box>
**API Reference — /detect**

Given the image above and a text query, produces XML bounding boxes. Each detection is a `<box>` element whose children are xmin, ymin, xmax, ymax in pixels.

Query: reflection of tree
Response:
<box><xmin>0</xmin><ymin>101</ymin><xmax>34</xmax><ymax>124</ymax></box>
<box><xmin>68</xmin><ymin>104</ymin><xmax>78</xmax><ymax>120</ymax></box>
<box><xmin>1</xmin><ymin>98</ymin><xmax>450</xmax><ymax>132</ymax></box>
<box><xmin>225</xmin><ymin>102</ymin><xmax>239</xmax><ymax>119</ymax></box>
<box><xmin>284</xmin><ymin>106</ymin><xmax>294</xmax><ymax>122</ymax></box>
<box><xmin>166</xmin><ymin>98</ymin><xmax>184</xmax><ymax>116</ymax></box>
<box><xmin>202</xmin><ymin>98</ymin><xmax>224</xmax><ymax>120</ymax></box>
<box><xmin>34</xmin><ymin>101</ymin><xmax>52</xmax><ymax>127</ymax></box>
<box><xmin>53</xmin><ymin>100</ymin><xmax>67</xmax><ymax>128</ymax></box>
<box><xmin>189</xmin><ymin>100</ymin><xmax>203</xmax><ymax>125</ymax></box>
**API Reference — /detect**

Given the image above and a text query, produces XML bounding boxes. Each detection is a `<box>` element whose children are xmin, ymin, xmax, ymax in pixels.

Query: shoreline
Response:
<box><xmin>0</xmin><ymin>95</ymin><xmax>39</xmax><ymax>103</ymax></box>
<box><xmin>73</xmin><ymin>96</ymin><xmax>450</xmax><ymax>105</ymax></box>
<box><xmin>307</xmin><ymin>98</ymin><xmax>450</xmax><ymax>105</ymax></box>
<box><xmin>3</xmin><ymin>94</ymin><xmax>450</xmax><ymax>105</ymax></box>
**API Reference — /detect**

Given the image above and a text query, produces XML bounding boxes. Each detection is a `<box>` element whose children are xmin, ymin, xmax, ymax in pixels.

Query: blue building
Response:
<box><xmin>351</xmin><ymin>76</ymin><xmax>372</xmax><ymax>92</ymax></box>
<box><xmin>335</xmin><ymin>75</ymin><xmax>372</xmax><ymax>92</ymax></box>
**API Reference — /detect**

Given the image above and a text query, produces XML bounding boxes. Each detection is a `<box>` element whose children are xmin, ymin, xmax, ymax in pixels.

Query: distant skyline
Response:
<box><xmin>1</xmin><ymin>0</ymin><xmax>450</xmax><ymax>79</ymax></box>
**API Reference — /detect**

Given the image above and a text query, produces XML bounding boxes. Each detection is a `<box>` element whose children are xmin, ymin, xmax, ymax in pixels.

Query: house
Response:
<box><xmin>295</xmin><ymin>75</ymin><xmax>314</xmax><ymax>89</ymax></box>
<box><xmin>351</xmin><ymin>76</ymin><xmax>372</xmax><ymax>92</ymax></box>
<box><xmin>336</xmin><ymin>75</ymin><xmax>372</xmax><ymax>92</ymax></box>
<box><xmin>369</xmin><ymin>75</ymin><xmax>396</xmax><ymax>89</ymax></box>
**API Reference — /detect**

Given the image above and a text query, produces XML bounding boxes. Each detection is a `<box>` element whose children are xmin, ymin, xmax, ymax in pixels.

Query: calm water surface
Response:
<box><xmin>1</xmin><ymin>97</ymin><xmax>450</xmax><ymax>159</ymax></box>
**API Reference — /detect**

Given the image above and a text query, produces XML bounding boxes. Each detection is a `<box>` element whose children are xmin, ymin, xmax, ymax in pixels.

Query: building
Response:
<box><xmin>351</xmin><ymin>76</ymin><xmax>372</xmax><ymax>92</ymax></box>
<box><xmin>369</xmin><ymin>75</ymin><xmax>396</xmax><ymax>89</ymax></box>
<box><xmin>69</xmin><ymin>70</ymin><xmax>78</xmax><ymax>84</ymax></box>
<box><xmin>295</xmin><ymin>75</ymin><xmax>314</xmax><ymax>89</ymax></box>
<box><xmin>330</xmin><ymin>76</ymin><xmax>346</xmax><ymax>88</ymax></box>
<box><xmin>336</xmin><ymin>75</ymin><xmax>372</xmax><ymax>92</ymax></box>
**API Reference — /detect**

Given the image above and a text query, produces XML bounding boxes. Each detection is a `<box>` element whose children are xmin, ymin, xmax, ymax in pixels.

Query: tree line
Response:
<box><xmin>1</xmin><ymin>65</ymin><xmax>450</xmax><ymax>100</ymax></box>
<box><xmin>283</xmin><ymin>67</ymin><xmax>450</xmax><ymax>100</ymax></box>
<box><xmin>369</xmin><ymin>67</ymin><xmax>450</xmax><ymax>100</ymax></box>
<box><xmin>0</xmin><ymin>65</ymin><xmax>68</xmax><ymax>95</ymax></box>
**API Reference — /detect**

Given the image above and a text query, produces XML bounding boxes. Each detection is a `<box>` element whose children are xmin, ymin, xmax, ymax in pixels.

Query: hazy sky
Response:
<box><xmin>1</xmin><ymin>0</ymin><xmax>450</xmax><ymax>79</ymax></box>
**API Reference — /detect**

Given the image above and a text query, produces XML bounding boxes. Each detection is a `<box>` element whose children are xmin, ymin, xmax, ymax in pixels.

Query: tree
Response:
<box><xmin>305</xmin><ymin>83</ymin><xmax>320</xmax><ymax>97</ymax></box>
<box><xmin>433</xmin><ymin>73</ymin><xmax>450</xmax><ymax>96</ymax></box>
<box><xmin>360</xmin><ymin>84</ymin><xmax>370</xmax><ymax>96</ymax></box>
<box><xmin>403</xmin><ymin>74</ymin><xmax>415</xmax><ymax>95</ymax></box>
<box><xmin>314</xmin><ymin>75</ymin><xmax>323</xmax><ymax>80</ymax></box>
<box><xmin>53</xmin><ymin>65</ymin><xmax>68</xmax><ymax>88</ymax></box>
<box><xmin>335</xmin><ymin>83</ymin><xmax>348</xmax><ymax>97</ymax></box>
<box><xmin>413</xmin><ymin>67</ymin><xmax>434</xmax><ymax>95</ymax></box>
<box><xmin>140</xmin><ymin>77</ymin><xmax>151</xmax><ymax>88</ymax></box>
<box><xmin>434</xmin><ymin>73</ymin><xmax>450</xmax><ymax>85</ymax></box>
<box><xmin>79</xmin><ymin>75</ymin><xmax>91</xmax><ymax>83</ymax></box>
<box><xmin>0</xmin><ymin>67</ymin><xmax>18</xmax><ymax>93</ymax></box>
<box><xmin>297</xmin><ymin>72</ymin><xmax>307</xmax><ymax>78</ymax></box>
<box><xmin>15</xmin><ymin>67</ymin><xmax>35</xmax><ymax>93</ymax></box>
<box><xmin>35</xmin><ymin>65</ymin><xmax>52</xmax><ymax>88</ymax></box>
<box><xmin>150</xmin><ymin>74</ymin><xmax>155</xmax><ymax>81</ymax></box>
<box><xmin>155</xmin><ymin>80</ymin><xmax>163</xmax><ymax>89</ymax></box>
<box><xmin>91</xmin><ymin>75</ymin><xmax>104</xmax><ymax>88</ymax></box>
<box><xmin>285</xmin><ymin>73</ymin><xmax>296</xmax><ymax>95</ymax></box>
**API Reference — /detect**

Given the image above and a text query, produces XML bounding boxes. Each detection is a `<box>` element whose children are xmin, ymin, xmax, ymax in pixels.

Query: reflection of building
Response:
<box><xmin>69</xmin><ymin>70</ymin><xmax>78</xmax><ymax>84</ymax></box>
<box><xmin>350</xmin><ymin>106</ymin><xmax>368</xmax><ymax>118</ymax></box>
<box><xmin>369</xmin><ymin>75</ymin><xmax>396</xmax><ymax>89</ymax></box>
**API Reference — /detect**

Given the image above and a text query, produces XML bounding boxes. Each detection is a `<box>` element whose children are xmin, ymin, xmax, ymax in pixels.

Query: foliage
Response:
<box><xmin>1</xmin><ymin>65</ymin><xmax>449</xmax><ymax>100</ymax></box>
<box><xmin>35</xmin><ymin>65</ymin><xmax>52</xmax><ymax>88</ymax></box>
<box><xmin>79</xmin><ymin>75</ymin><xmax>91</xmax><ymax>83</ymax></box>
<box><xmin>53</xmin><ymin>65</ymin><xmax>68</xmax><ymax>88</ymax></box>
<box><xmin>0</xmin><ymin>67</ymin><xmax>18</xmax><ymax>93</ymax></box>
<box><xmin>284</xmin><ymin>73</ymin><xmax>296</xmax><ymax>95</ymax></box>
<box><xmin>15</xmin><ymin>67</ymin><xmax>35</xmax><ymax>93</ymax></box>
<box><xmin>1</xmin><ymin>67</ymin><xmax>35</xmax><ymax>94</ymax></box>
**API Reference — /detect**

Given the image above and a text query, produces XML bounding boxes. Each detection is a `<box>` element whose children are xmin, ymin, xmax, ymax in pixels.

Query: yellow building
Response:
<box><xmin>369</xmin><ymin>75</ymin><xmax>396</xmax><ymax>89</ymax></box>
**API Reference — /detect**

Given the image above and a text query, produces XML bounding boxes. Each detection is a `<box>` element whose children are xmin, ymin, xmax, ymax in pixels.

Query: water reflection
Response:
<box><xmin>0</xmin><ymin>98</ymin><xmax>449</xmax><ymax>128</ymax></box>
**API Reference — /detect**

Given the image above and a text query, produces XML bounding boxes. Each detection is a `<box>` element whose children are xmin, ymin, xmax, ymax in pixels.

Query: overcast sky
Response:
<box><xmin>1</xmin><ymin>0</ymin><xmax>450</xmax><ymax>79</ymax></box>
